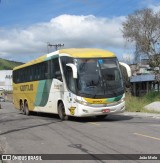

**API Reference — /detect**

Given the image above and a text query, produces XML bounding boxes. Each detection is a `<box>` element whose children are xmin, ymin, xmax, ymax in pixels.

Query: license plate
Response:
<box><xmin>102</xmin><ymin>109</ymin><xmax>110</xmax><ymax>113</ymax></box>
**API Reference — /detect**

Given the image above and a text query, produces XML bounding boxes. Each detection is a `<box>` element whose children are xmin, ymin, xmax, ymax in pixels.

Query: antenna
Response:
<box><xmin>47</xmin><ymin>43</ymin><xmax>64</xmax><ymax>53</ymax></box>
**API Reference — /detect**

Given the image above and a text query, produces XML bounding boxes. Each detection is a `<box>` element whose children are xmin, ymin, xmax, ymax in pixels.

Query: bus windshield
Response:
<box><xmin>61</xmin><ymin>57</ymin><xmax>124</xmax><ymax>98</ymax></box>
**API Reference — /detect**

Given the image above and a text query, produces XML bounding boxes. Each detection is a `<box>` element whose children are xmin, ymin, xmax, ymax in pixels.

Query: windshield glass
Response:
<box><xmin>61</xmin><ymin>57</ymin><xmax>124</xmax><ymax>98</ymax></box>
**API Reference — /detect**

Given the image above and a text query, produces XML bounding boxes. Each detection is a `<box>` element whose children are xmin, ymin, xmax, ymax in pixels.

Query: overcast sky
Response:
<box><xmin>0</xmin><ymin>0</ymin><xmax>160</xmax><ymax>62</ymax></box>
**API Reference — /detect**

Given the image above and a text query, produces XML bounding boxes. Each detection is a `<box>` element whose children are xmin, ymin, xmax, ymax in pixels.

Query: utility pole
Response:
<box><xmin>47</xmin><ymin>43</ymin><xmax>64</xmax><ymax>53</ymax></box>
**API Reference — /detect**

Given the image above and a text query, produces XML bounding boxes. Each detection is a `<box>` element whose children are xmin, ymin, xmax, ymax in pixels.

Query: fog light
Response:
<box><xmin>83</xmin><ymin>109</ymin><xmax>88</xmax><ymax>113</ymax></box>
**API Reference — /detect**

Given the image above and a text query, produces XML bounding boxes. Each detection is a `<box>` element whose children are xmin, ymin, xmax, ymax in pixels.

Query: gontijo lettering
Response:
<box><xmin>20</xmin><ymin>84</ymin><xmax>33</xmax><ymax>91</ymax></box>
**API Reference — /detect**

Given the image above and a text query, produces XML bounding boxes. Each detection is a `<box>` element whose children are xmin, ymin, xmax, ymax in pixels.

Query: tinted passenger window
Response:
<box><xmin>13</xmin><ymin>58</ymin><xmax>62</xmax><ymax>83</ymax></box>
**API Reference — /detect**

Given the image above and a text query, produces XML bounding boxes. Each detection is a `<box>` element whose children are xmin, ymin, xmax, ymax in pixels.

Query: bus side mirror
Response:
<box><xmin>119</xmin><ymin>62</ymin><xmax>131</xmax><ymax>78</ymax></box>
<box><xmin>66</xmin><ymin>63</ymin><xmax>77</xmax><ymax>79</ymax></box>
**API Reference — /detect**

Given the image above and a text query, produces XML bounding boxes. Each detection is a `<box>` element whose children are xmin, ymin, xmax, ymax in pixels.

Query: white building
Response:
<box><xmin>0</xmin><ymin>70</ymin><xmax>13</xmax><ymax>91</ymax></box>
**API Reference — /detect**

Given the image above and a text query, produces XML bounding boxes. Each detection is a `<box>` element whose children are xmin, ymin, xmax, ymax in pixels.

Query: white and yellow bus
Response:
<box><xmin>13</xmin><ymin>48</ymin><xmax>131</xmax><ymax>120</ymax></box>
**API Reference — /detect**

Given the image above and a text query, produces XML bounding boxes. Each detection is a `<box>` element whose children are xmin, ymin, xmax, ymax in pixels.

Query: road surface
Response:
<box><xmin>0</xmin><ymin>102</ymin><xmax>160</xmax><ymax>163</ymax></box>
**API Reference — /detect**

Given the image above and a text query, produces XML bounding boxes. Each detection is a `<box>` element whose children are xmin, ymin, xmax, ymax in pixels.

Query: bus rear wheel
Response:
<box><xmin>20</xmin><ymin>101</ymin><xmax>24</xmax><ymax>114</ymax></box>
<box><xmin>58</xmin><ymin>102</ymin><xmax>68</xmax><ymax>120</ymax></box>
<box><xmin>24</xmin><ymin>101</ymin><xmax>30</xmax><ymax>116</ymax></box>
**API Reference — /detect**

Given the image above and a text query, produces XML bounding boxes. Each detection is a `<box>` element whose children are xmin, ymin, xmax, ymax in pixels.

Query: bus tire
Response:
<box><xmin>20</xmin><ymin>101</ymin><xmax>25</xmax><ymax>114</ymax></box>
<box><xmin>58</xmin><ymin>102</ymin><xmax>68</xmax><ymax>120</ymax></box>
<box><xmin>24</xmin><ymin>101</ymin><xmax>30</xmax><ymax>116</ymax></box>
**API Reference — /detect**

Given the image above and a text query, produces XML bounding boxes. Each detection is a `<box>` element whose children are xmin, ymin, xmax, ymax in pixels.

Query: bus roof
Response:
<box><xmin>59</xmin><ymin>48</ymin><xmax>115</xmax><ymax>58</ymax></box>
<box><xmin>13</xmin><ymin>48</ymin><xmax>116</xmax><ymax>70</ymax></box>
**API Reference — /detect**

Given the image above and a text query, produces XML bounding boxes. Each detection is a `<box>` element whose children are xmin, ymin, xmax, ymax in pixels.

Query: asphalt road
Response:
<box><xmin>0</xmin><ymin>102</ymin><xmax>160</xmax><ymax>163</ymax></box>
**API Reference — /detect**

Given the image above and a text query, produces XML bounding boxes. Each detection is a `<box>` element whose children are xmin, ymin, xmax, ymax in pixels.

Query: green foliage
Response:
<box><xmin>0</xmin><ymin>58</ymin><xmax>23</xmax><ymax>70</ymax></box>
<box><xmin>122</xmin><ymin>8</ymin><xmax>160</xmax><ymax>64</ymax></box>
<box><xmin>144</xmin><ymin>91</ymin><xmax>160</xmax><ymax>103</ymax></box>
<box><xmin>125</xmin><ymin>92</ymin><xmax>160</xmax><ymax>113</ymax></box>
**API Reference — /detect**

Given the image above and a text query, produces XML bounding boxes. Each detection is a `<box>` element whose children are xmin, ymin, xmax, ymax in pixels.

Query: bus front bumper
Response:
<box><xmin>76</xmin><ymin>101</ymin><xmax>125</xmax><ymax>117</ymax></box>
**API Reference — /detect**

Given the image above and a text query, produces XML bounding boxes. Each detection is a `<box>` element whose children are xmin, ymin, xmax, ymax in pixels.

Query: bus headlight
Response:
<box><xmin>120</xmin><ymin>97</ymin><xmax>125</xmax><ymax>103</ymax></box>
<box><xmin>75</xmin><ymin>99</ymin><xmax>88</xmax><ymax>106</ymax></box>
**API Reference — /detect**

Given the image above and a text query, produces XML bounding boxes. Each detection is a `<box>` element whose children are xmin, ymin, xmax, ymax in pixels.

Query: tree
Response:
<box><xmin>122</xmin><ymin>8</ymin><xmax>160</xmax><ymax>67</ymax></box>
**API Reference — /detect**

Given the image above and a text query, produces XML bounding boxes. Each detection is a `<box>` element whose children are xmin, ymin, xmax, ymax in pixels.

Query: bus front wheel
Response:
<box><xmin>58</xmin><ymin>102</ymin><xmax>68</xmax><ymax>120</ymax></box>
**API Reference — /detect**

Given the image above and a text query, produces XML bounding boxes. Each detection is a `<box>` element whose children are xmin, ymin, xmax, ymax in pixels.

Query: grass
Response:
<box><xmin>0</xmin><ymin>58</ymin><xmax>23</xmax><ymax>70</ymax></box>
<box><xmin>125</xmin><ymin>91</ymin><xmax>160</xmax><ymax>113</ymax></box>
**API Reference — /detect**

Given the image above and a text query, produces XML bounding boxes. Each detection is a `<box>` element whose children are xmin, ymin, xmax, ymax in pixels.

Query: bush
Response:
<box><xmin>125</xmin><ymin>92</ymin><xmax>160</xmax><ymax>113</ymax></box>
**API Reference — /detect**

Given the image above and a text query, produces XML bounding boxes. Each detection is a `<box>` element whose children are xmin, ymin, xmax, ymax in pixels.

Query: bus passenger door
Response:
<box><xmin>64</xmin><ymin>66</ymin><xmax>77</xmax><ymax>116</ymax></box>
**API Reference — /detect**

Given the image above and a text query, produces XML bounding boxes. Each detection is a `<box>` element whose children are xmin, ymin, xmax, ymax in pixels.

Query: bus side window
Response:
<box><xmin>44</xmin><ymin>61</ymin><xmax>50</xmax><ymax>79</ymax></box>
<box><xmin>40</xmin><ymin>63</ymin><xmax>45</xmax><ymax>79</ymax></box>
<box><xmin>13</xmin><ymin>71</ymin><xmax>17</xmax><ymax>83</ymax></box>
<box><xmin>17</xmin><ymin>70</ymin><xmax>20</xmax><ymax>83</ymax></box>
<box><xmin>38</xmin><ymin>64</ymin><xmax>41</xmax><ymax>80</ymax></box>
<box><xmin>20</xmin><ymin>69</ymin><xmax>24</xmax><ymax>83</ymax></box>
<box><xmin>29</xmin><ymin>66</ymin><xmax>33</xmax><ymax>81</ymax></box>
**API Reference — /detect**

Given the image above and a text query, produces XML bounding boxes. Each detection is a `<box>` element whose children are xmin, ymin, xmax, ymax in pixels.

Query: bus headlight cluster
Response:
<box><xmin>75</xmin><ymin>99</ymin><xmax>88</xmax><ymax>106</ymax></box>
<box><xmin>120</xmin><ymin>97</ymin><xmax>125</xmax><ymax>103</ymax></box>
<box><xmin>106</xmin><ymin>98</ymin><xmax>125</xmax><ymax>107</ymax></box>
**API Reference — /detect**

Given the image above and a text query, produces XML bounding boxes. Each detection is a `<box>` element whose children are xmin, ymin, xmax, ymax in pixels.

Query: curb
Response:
<box><xmin>123</xmin><ymin>112</ymin><xmax>160</xmax><ymax>119</ymax></box>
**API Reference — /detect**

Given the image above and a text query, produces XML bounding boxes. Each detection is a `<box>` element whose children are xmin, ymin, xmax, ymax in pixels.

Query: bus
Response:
<box><xmin>13</xmin><ymin>48</ymin><xmax>131</xmax><ymax>120</ymax></box>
